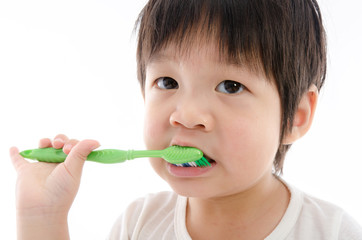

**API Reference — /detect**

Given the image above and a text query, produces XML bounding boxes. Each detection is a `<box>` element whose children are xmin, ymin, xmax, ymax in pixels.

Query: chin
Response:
<box><xmin>165</xmin><ymin>177</ymin><xmax>215</xmax><ymax>198</ymax></box>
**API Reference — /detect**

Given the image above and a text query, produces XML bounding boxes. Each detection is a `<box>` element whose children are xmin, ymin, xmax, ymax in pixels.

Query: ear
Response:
<box><xmin>282</xmin><ymin>84</ymin><xmax>319</xmax><ymax>145</ymax></box>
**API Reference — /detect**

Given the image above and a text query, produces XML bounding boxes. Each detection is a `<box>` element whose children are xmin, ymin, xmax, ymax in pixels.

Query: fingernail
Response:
<box><xmin>53</xmin><ymin>139</ymin><xmax>64</xmax><ymax>148</ymax></box>
<box><xmin>63</xmin><ymin>143</ymin><xmax>72</xmax><ymax>153</ymax></box>
<box><xmin>92</xmin><ymin>142</ymin><xmax>100</xmax><ymax>150</ymax></box>
<box><xmin>54</xmin><ymin>138</ymin><xmax>64</xmax><ymax>143</ymax></box>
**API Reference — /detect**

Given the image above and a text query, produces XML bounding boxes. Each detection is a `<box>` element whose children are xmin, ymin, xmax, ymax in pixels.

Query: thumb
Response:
<box><xmin>63</xmin><ymin>139</ymin><xmax>100</xmax><ymax>180</ymax></box>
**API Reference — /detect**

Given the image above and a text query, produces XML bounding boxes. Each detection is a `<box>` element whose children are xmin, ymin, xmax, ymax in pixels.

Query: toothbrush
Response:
<box><xmin>20</xmin><ymin>146</ymin><xmax>211</xmax><ymax>167</ymax></box>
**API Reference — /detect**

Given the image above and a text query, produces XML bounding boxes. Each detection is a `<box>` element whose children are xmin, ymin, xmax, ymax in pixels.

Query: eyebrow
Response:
<box><xmin>146</xmin><ymin>49</ymin><xmax>268</xmax><ymax>84</ymax></box>
<box><xmin>148</xmin><ymin>51</ymin><xmax>244</xmax><ymax>68</ymax></box>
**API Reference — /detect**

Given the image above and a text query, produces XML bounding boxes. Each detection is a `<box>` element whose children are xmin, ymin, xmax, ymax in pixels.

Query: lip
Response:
<box><xmin>167</xmin><ymin>139</ymin><xmax>217</xmax><ymax>175</ymax></box>
<box><xmin>170</xmin><ymin>139</ymin><xmax>199</xmax><ymax>149</ymax></box>
<box><xmin>166</xmin><ymin>161</ymin><xmax>216</xmax><ymax>177</ymax></box>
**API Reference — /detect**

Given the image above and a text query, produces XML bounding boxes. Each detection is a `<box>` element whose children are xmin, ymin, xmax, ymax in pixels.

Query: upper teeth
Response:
<box><xmin>174</xmin><ymin>162</ymin><xmax>199</xmax><ymax>167</ymax></box>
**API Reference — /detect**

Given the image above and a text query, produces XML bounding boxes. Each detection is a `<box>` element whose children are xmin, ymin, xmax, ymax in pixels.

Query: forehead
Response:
<box><xmin>147</xmin><ymin>40</ymin><xmax>265</xmax><ymax>78</ymax></box>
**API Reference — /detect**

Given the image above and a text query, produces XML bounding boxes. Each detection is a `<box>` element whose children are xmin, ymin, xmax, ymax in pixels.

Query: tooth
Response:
<box><xmin>174</xmin><ymin>162</ymin><xmax>198</xmax><ymax>167</ymax></box>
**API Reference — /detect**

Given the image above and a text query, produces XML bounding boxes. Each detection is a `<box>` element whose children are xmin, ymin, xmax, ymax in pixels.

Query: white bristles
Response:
<box><xmin>174</xmin><ymin>161</ymin><xmax>198</xmax><ymax>167</ymax></box>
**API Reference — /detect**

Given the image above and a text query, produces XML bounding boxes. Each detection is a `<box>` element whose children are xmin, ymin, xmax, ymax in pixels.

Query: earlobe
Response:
<box><xmin>282</xmin><ymin>85</ymin><xmax>319</xmax><ymax>145</ymax></box>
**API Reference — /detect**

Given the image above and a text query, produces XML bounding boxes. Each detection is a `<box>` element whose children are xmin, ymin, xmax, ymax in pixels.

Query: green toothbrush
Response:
<box><xmin>20</xmin><ymin>146</ymin><xmax>211</xmax><ymax>167</ymax></box>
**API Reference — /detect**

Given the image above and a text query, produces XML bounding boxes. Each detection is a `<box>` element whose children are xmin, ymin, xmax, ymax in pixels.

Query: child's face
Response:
<box><xmin>143</xmin><ymin>42</ymin><xmax>282</xmax><ymax>198</ymax></box>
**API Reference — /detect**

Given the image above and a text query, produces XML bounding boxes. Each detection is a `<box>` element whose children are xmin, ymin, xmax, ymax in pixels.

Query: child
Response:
<box><xmin>10</xmin><ymin>0</ymin><xmax>362</xmax><ymax>239</ymax></box>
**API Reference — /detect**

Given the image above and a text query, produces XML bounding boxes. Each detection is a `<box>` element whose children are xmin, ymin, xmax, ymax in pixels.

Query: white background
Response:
<box><xmin>0</xmin><ymin>0</ymin><xmax>361</xmax><ymax>239</ymax></box>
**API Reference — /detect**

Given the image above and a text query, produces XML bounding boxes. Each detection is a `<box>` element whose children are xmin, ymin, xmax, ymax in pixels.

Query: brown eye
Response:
<box><xmin>156</xmin><ymin>77</ymin><xmax>179</xmax><ymax>89</ymax></box>
<box><xmin>216</xmin><ymin>80</ymin><xmax>244</xmax><ymax>94</ymax></box>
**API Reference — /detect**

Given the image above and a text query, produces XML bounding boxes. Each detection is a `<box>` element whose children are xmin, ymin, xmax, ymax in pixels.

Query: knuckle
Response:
<box><xmin>68</xmin><ymin>141</ymin><xmax>93</xmax><ymax>159</ymax></box>
<box><xmin>68</xmin><ymin>139</ymin><xmax>80</xmax><ymax>145</ymax></box>
<box><xmin>70</xmin><ymin>150</ymin><xmax>88</xmax><ymax>160</ymax></box>
<box><xmin>54</xmin><ymin>134</ymin><xmax>69</xmax><ymax>142</ymax></box>
<box><xmin>55</xmin><ymin>133</ymin><xmax>67</xmax><ymax>138</ymax></box>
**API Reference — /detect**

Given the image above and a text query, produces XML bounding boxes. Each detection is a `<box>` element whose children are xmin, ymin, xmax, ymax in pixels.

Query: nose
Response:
<box><xmin>169</xmin><ymin>96</ymin><xmax>214</xmax><ymax>131</ymax></box>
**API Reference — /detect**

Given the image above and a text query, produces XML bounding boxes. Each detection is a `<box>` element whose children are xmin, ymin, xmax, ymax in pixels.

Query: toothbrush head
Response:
<box><xmin>162</xmin><ymin>146</ymin><xmax>211</xmax><ymax>167</ymax></box>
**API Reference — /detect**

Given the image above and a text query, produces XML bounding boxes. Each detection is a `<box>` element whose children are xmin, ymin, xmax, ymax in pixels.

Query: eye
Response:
<box><xmin>155</xmin><ymin>77</ymin><xmax>179</xmax><ymax>90</ymax></box>
<box><xmin>216</xmin><ymin>80</ymin><xmax>245</xmax><ymax>94</ymax></box>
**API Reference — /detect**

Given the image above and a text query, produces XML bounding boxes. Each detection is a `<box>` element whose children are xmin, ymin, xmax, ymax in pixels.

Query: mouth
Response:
<box><xmin>167</xmin><ymin>151</ymin><xmax>216</xmax><ymax>177</ymax></box>
<box><xmin>172</xmin><ymin>153</ymin><xmax>216</xmax><ymax>168</ymax></box>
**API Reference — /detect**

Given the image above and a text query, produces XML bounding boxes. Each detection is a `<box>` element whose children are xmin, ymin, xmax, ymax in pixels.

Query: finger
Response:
<box><xmin>63</xmin><ymin>139</ymin><xmax>80</xmax><ymax>154</ymax></box>
<box><xmin>9</xmin><ymin>147</ymin><xmax>29</xmax><ymax>172</ymax></box>
<box><xmin>39</xmin><ymin>138</ymin><xmax>52</xmax><ymax>148</ymax></box>
<box><xmin>53</xmin><ymin>134</ymin><xmax>69</xmax><ymax>149</ymax></box>
<box><xmin>63</xmin><ymin>139</ymin><xmax>100</xmax><ymax>179</ymax></box>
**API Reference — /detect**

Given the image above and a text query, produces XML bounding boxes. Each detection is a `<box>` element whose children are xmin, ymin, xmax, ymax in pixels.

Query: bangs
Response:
<box><xmin>135</xmin><ymin>0</ymin><xmax>272</xmax><ymax>86</ymax></box>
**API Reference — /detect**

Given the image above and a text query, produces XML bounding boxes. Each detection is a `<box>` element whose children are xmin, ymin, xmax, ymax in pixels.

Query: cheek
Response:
<box><xmin>143</xmin><ymin>114</ymin><xmax>161</xmax><ymax>149</ymax></box>
<box><xmin>220</xmin><ymin>112</ymin><xmax>281</xmax><ymax>164</ymax></box>
<box><xmin>143</xmin><ymin>102</ymin><xmax>170</xmax><ymax>149</ymax></box>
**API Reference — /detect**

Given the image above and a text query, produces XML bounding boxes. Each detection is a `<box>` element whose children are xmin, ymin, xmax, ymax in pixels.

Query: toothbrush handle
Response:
<box><xmin>19</xmin><ymin>148</ymin><xmax>164</xmax><ymax>164</ymax></box>
<box><xmin>88</xmin><ymin>149</ymin><xmax>163</xmax><ymax>163</ymax></box>
<box><xmin>87</xmin><ymin>149</ymin><xmax>140</xmax><ymax>164</ymax></box>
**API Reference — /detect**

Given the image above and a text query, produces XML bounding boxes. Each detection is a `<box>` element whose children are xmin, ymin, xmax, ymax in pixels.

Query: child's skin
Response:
<box><xmin>10</xmin><ymin>41</ymin><xmax>318</xmax><ymax>240</ymax></box>
<box><xmin>143</xmin><ymin>41</ymin><xmax>318</xmax><ymax>239</ymax></box>
<box><xmin>10</xmin><ymin>136</ymin><xmax>99</xmax><ymax>240</ymax></box>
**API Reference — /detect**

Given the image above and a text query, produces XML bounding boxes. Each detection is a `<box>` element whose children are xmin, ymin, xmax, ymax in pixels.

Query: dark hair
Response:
<box><xmin>135</xmin><ymin>0</ymin><xmax>327</xmax><ymax>174</ymax></box>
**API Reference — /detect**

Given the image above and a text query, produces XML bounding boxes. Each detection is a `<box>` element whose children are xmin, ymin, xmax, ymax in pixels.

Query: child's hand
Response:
<box><xmin>9</xmin><ymin>134</ymin><xmax>100</xmax><ymax>239</ymax></box>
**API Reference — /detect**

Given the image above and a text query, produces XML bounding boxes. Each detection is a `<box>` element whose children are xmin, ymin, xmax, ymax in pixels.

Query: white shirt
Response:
<box><xmin>108</xmin><ymin>182</ymin><xmax>362</xmax><ymax>239</ymax></box>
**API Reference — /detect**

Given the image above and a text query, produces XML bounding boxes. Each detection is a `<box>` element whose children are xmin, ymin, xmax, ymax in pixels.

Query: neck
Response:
<box><xmin>186</xmin><ymin>175</ymin><xmax>290</xmax><ymax>239</ymax></box>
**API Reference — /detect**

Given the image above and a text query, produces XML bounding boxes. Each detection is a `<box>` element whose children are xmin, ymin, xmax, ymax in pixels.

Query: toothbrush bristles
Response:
<box><xmin>196</xmin><ymin>156</ymin><xmax>212</xmax><ymax>167</ymax></box>
<box><xmin>174</xmin><ymin>157</ymin><xmax>211</xmax><ymax>167</ymax></box>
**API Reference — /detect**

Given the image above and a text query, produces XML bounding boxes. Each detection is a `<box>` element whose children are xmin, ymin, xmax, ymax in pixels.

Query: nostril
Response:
<box><xmin>195</xmin><ymin>124</ymin><xmax>206</xmax><ymax>129</ymax></box>
<box><xmin>169</xmin><ymin>115</ymin><xmax>182</xmax><ymax>127</ymax></box>
<box><xmin>169</xmin><ymin>115</ymin><xmax>206</xmax><ymax>130</ymax></box>
<box><xmin>169</xmin><ymin>108</ymin><xmax>214</xmax><ymax>131</ymax></box>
